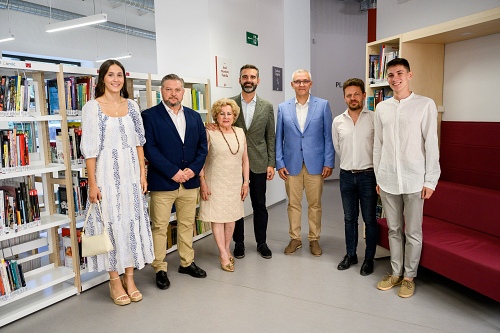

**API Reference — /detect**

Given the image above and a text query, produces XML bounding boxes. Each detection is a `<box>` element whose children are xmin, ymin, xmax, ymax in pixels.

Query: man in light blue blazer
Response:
<box><xmin>276</xmin><ymin>69</ymin><xmax>334</xmax><ymax>256</ymax></box>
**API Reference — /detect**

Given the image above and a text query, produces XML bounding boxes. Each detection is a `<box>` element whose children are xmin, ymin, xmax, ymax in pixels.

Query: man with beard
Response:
<box><xmin>142</xmin><ymin>73</ymin><xmax>208</xmax><ymax>290</ymax></box>
<box><xmin>332</xmin><ymin>78</ymin><xmax>378</xmax><ymax>276</ymax></box>
<box><xmin>208</xmin><ymin>64</ymin><xmax>275</xmax><ymax>259</ymax></box>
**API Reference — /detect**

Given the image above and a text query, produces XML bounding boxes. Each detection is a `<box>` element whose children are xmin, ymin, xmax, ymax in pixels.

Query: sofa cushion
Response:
<box><xmin>424</xmin><ymin>181</ymin><xmax>500</xmax><ymax>238</ymax></box>
<box><xmin>421</xmin><ymin>217</ymin><xmax>500</xmax><ymax>302</ymax></box>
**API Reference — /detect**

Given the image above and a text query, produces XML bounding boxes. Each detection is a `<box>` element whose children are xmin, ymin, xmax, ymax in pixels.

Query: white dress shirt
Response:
<box><xmin>295</xmin><ymin>95</ymin><xmax>310</xmax><ymax>132</ymax></box>
<box><xmin>241</xmin><ymin>93</ymin><xmax>256</xmax><ymax>129</ymax></box>
<box><xmin>162</xmin><ymin>101</ymin><xmax>186</xmax><ymax>143</ymax></box>
<box><xmin>332</xmin><ymin>107</ymin><xmax>374</xmax><ymax>171</ymax></box>
<box><xmin>373</xmin><ymin>93</ymin><xmax>440</xmax><ymax>195</ymax></box>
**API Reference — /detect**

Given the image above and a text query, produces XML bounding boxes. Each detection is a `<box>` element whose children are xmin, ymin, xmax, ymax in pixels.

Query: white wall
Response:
<box><xmin>0</xmin><ymin>8</ymin><xmax>157</xmax><ymax>73</ymax></box>
<box><xmin>377</xmin><ymin>0</ymin><xmax>500</xmax><ymax>39</ymax></box>
<box><xmin>155</xmin><ymin>0</ymin><xmax>288</xmax><ymax>214</ymax></box>
<box><xmin>443</xmin><ymin>33</ymin><xmax>500</xmax><ymax>122</ymax></box>
<box><xmin>284</xmin><ymin>0</ymin><xmax>311</xmax><ymax>101</ymax></box>
<box><xmin>311</xmin><ymin>0</ymin><xmax>367</xmax><ymax>178</ymax></box>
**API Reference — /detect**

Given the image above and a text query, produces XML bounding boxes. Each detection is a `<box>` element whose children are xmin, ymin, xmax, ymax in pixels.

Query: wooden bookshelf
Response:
<box><xmin>365</xmin><ymin>7</ymin><xmax>500</xmax><ymax>137</ymax></box>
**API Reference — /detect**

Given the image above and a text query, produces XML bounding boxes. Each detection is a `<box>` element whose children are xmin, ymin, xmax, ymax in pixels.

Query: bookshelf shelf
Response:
<box><xmin>0</xmin><ymin>164</ymin><xmax>66</xmax><ymax>180</ymax></box>
<box><xmin>0</xmin><ymin>266</ymin><xmax>75</xmax><ymax>306</ymax></box>
<box><xmin>0</xmin><ymin>280</ymin><xmax>77</xmax><ymax>326</ymax></box>
<box><xmin>0</xmin><ymin>214</ymin><xmax>70</xmax><ymax>241</ymax></box>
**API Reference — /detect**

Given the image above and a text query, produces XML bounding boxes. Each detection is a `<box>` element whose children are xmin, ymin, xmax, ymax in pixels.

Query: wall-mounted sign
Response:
<box><xmin>272</xmin><ymin>66</ymin><xmax>282</xmax><ymax>91</ymax></box>
<box><xmin>215</xmin><ymin>56</ymin><xmax>232</xmax><ymax>87</ymax></box>
<box><xmin>246</xmin><ymin>32</ymin><xmax>258</xmax><ymax>46</ymax></box>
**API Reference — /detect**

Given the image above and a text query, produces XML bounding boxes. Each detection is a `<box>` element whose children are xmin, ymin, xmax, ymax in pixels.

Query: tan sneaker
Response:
<box><xmin>398</xmin><ymin>279</ymin><xmax>415</xmax><ymax>298</ymax></box>
<box><xmin>284</xmin><ymin>239</ymin><xmax>302</xmax><ymax>254</ymax></box>
<box><xmin>309</xmin><ymin>240</ymin><xmax>322</xmax><ymax>256</ymax></box>
<box><xmin>376</xmin><ymin>274</ymin><xmax>403</xmax><ymax>291</ymax></box>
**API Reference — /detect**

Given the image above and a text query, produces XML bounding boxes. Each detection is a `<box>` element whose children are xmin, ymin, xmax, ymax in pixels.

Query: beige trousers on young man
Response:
<box><xmin>379</xmin><ymin>189</ymin><xmax>424</xmax><ymax>278</ymax></box>
<box><xmin>285</xmin><ymin>164</ymin><xmax>324</xmax><ymax>242</ymax></box>
<box><xmin>149</xmin><ymin>186</ymin><xmax>198</xmax><ymax>272</ymax></box>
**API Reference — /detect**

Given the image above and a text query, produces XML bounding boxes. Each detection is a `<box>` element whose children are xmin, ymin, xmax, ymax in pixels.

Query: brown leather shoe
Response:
<box><xmin>284</xmin><ymin>239</ymin><xmax>302</xmax><ymax>254</ymax></box>
<box><xmin>309</xmin><ymin>240</ymin><xmax>322</xmax><ymax>256</ymax></box>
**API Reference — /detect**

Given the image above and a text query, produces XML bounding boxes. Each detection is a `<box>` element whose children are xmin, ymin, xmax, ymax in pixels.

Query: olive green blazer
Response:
<box><xmin>230</xmin><ymin>94</ymin><xmax>276</xmax><ymax>174</ymax></box>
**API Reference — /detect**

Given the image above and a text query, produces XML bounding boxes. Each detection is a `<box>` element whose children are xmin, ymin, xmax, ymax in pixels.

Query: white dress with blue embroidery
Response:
<box><xmin>81</xmin><ymin>99</ymin><xmax>154</xmax><ymax>274</ymax></box>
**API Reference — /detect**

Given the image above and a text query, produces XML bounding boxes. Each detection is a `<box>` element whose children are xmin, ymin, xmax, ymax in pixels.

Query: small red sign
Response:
<box><xmin>26</xmin><ymin>63</ymin><xmax>32</xmax><ymax>68</ymax></box>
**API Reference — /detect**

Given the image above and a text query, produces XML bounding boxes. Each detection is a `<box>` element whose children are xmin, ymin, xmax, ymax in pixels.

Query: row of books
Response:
<box><xmin>57</xmin><ymin>171</ymin><xmax>88</xmax><ymax>217</ymax></box>
<box><xmin>194</xmin><ymin>218</ymin><xmax>211</xmax><ymax>236</ymax></box>
<box><xmin>1</xmin><ymin>129</ymin><xmax>31</xmax><ymax>172</ymax></box>
<box><xmin>49</xmin><ymin>122</ymin><xmax>84</xmax><ymax>165</ymax></box>
<box><xmin>138</xmin><ymin>88</ymin><xmax>205</xmax><ymax>111</ymax></box>
<box><xmin>166</xmin><ymin>218</ymin><xmax>212</xmax><ymax>250</ymax></box>
<box><xmin>0</xmin><ymin>75</ymin><xmax>35</xmax><ymax>113</ymax></box>
<box><xmin>0</xmin><ymin>182</ymin><xmax>41</xmax><ymax>236</ymax></box>
<box><xmin>0</xmin><ymin>258</ymin><xmax>27</xmax><ymax>300</ymax></box>
<box><xmin>47</xmin><ymin>76</ymin><xmax>95</xmax><ymax>115</ymax></box>
<box><xmin>368</xmin><ymin>45</ymin><xmax>399</xmax><ymax>82</ymax></box>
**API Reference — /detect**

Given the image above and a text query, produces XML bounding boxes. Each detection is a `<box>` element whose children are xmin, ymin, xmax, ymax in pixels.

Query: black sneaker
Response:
<box><xmin>257</xmin><ymin>243</ymin><xmax>272</xmax><ymax>259</ymax></box>
<box><xmin>234</xmin><ymin>242</ymin><xmax>245</xmax><ymax>259</ymax></box>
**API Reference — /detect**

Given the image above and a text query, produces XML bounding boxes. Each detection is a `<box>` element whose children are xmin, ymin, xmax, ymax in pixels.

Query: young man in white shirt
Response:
<box><xmin>373</xmin><ymin>58</ymin><xmax>440</xmax><ymax>298</ymax></box>
<box><xmin>332</xmin><ymin>78</ymin><xmax>378</xmax><ymax>276</ymax></box>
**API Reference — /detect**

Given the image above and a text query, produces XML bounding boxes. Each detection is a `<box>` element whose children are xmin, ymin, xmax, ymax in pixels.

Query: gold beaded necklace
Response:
<box><xmin>219</xmin><ymin>126</ymin><xmax>240</xmax><ymax>155</ymax></box>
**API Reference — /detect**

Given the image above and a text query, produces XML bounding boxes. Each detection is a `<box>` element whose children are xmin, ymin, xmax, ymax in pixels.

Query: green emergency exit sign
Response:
<box><xmin>246</xmin><ymin>32</ymin><xmax>258</xmax><ymax>46</ymax></box>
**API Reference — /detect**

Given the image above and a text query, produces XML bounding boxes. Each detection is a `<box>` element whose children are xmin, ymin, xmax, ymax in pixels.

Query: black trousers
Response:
<box><xmin>233</xmin><ymin>171</ymin><xmax>268</xmax><ymax>245</ymax></box>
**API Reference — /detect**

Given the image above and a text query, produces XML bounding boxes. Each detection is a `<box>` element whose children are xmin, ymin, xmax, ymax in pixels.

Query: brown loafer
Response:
<box><xmin>309</xmin><ymin>240</ymin><xmax>322</xmax><ymax>256</ymax></box>
<box><xmin>284</xmin><ymin>239</ymin><xmax>302</xmax><ymax>254</ymax></box>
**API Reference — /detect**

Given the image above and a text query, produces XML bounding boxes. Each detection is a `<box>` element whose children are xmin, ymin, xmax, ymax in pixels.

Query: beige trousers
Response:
<box><xmin>285</xmin><ymin>164</ymin><xmax>324</xmax><ymax>241</ymax></box>
<box><xmin>149</xmin><ymin>186</ymin><xmax>198</xmax><ymax>272</ymax></box>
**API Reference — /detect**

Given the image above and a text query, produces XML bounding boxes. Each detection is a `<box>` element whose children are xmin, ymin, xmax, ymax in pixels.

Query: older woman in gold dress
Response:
<box><xmin>199</xmin><ymin>98</ymin><xmax>250</xmax><ymax>272</ymax></box>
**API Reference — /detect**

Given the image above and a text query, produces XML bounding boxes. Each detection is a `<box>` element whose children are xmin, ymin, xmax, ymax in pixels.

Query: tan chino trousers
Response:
<box><xmin>285</xmin><ymin>164</ymin><xmax>324</xmax><ymax>241</ymax></box>
<box><xmin>149</xmin><ymin>186</ymin><xmax>198</xmax><ymax>272</ymax></box>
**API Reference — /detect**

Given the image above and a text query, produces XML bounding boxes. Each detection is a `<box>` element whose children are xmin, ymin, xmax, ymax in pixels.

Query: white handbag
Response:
<box><xmin>81</xmin><ymin>201</ymin><xmax>114</xmax><ymax>257</ymax></box>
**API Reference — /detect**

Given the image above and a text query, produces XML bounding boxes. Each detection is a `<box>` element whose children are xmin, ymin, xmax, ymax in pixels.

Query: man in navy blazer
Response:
<box><xmin>142</xmin><ymin>74</ymin><xmax>208</xmax><ymax>289</ymax></box>
<box><xmin>276</xmin><ymin>69</ymin><xmax>334</xmax><ymax>257</ymax></box>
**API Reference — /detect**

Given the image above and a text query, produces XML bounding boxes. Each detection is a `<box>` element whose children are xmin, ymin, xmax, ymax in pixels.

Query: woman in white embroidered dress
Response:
<box><xmin>199</xmin><ymin>98</ymin><xmax>250</xmax><ymax>272</ymax></box>
<box><xmin>81</xmin><ymin>60</ymin><xmax>154</xmax><ymax>306</ymax></box>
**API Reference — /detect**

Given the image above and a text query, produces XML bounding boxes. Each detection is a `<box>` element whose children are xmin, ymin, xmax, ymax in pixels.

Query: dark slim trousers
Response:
<box><xmin>339</xmin><ymin>169</ymin><xmax>378</xmax><ymax>259</ymax></box>
<box><xmin>233</xmin><ymin>171</ymin><xmax>268</xmax><ymax>245</ymax></box>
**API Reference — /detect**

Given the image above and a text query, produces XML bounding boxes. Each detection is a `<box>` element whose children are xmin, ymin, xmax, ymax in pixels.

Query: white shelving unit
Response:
<box><xmin>0</xmin><ymin>61</ymin><xmax>79</xmax><ymax>327</ymax></box>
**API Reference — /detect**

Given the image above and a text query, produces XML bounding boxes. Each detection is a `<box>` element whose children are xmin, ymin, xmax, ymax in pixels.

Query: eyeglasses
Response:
<box><xmin>293</xmin><ymin>80</ymin><xmax>311</xmax><ymax>86</ymax></box>
<box><xmin>218</xmin><ymin>112</ymin><xmax>233</xmax><ymax>117</ymax></box>
<box><xmin>345</xmin><ymin>92</ymin><xmax>362</xmax><ymax>99</ymax></box>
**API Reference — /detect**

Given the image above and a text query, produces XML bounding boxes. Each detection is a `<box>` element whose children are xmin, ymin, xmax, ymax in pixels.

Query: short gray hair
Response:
<box><xmin>292</xmin><ymin>69</ymin><xmax>312</xmax><ymax>81</ymax></box>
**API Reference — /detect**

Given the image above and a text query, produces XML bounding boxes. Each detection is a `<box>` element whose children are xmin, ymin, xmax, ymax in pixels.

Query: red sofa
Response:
<box><xmin>377</xmin><ymin>181</ymin><xmax>500</xmax><ymax>302</ymax></box>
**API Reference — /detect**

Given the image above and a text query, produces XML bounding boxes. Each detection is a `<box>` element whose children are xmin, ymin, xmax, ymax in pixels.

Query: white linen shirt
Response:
<box><xmin>241</xmin><ymin>93</ymin><xmax>256</xmax><ymax>129</ymax></box>
<box><xmin>373</xmin><ymin>93</ymin><xmax>440</xmax><ymax>195</ymax></box>
<box><xmin>332</xmin><ymin>107</ymin><xmax>374</xmax><ymax>171</ymax></box>
<box><xmin>162</xmin><ymin>101</ymin><xmax>186</xmax><ymax>143</ymax></box>
<box><xmin>295</xmin><ymin>96</ymin><xmax>310</xmax><ymax>132</ymax></box>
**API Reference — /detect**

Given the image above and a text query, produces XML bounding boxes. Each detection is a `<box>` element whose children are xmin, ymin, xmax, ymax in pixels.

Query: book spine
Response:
<box><xmin>0</xmin><ymin>259</ymin><xmax>11</xmax><ymax>294</ymax></box>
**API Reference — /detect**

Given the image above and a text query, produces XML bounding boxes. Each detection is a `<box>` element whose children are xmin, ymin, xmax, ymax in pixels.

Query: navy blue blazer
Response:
<box><xmin>142</xmin><ymin>103</ymin><xmax>208</xmax><ymax>191</ymax></box>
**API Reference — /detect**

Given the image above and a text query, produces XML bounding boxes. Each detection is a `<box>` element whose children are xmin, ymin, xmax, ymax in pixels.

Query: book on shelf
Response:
<box><xmin>61</xmin><ymin>227</ymin><xmax>86</xmax><ymax>270</ymax></box>
<box><xmin>182</xmin><ymin>88</ymin><xmax>192</xmax><ymax>109</ymax></box>
<box><xmin>57</xmin><ymin>186</ymin><xmax>68</xmax><ymax>215</ymax></box>
<box><xmin>369</xmin><ymin>54</ymin><xmax>380</xmax><ymax>81</ymax></box>
<box><xmin>167</xmin><ymin>221</ymin><xmax>177</xmax><ymax>249</ymax></box>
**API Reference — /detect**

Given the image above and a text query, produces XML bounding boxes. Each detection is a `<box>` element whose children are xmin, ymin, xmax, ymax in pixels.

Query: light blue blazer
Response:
<box><xmin>275</xmin><ymin>95</ymin><xmax>334</xmax><ymax>176</ymax></box>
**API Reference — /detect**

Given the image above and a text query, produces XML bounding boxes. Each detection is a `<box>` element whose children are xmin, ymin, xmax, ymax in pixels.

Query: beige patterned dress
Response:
<box><xmin>199</xmin><ymin>127</ymin><xmax>245</xmax><ymax>223</ymax></box>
